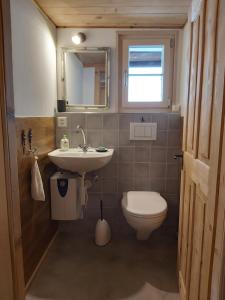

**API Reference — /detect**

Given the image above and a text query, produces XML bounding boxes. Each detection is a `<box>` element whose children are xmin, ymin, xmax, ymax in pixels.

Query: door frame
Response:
<box><xmin>0</xmin><ymin>0</ymin><xmax>25</xmax><ymax>299</ymax></box>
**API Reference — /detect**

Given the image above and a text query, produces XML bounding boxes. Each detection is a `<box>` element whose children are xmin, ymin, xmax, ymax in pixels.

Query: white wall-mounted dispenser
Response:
<box><xmin>50</xmin><ymin>172</ymin><xmax>81</xmax><ymax>220</ymax></box>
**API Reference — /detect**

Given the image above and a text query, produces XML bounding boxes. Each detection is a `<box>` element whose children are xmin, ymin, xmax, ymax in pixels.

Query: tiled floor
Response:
<box><xmin>27</xmin><ymin>231</ymin><xmax>179</xmax><ymax>300</ymax></box>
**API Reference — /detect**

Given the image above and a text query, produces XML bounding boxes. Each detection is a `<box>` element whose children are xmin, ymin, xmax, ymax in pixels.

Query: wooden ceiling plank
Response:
<box><xmin>35</xmin><ymin>0</ymin><xmax>190</xmax><ymax>9</ymax></box>
<box><xmin>34</xmin><ymin>0</ymin><xmax>189</xmax><ymax>28</ymax></box>
<box><xmin>45</xmin><ymin>7</ymin><xmax>189</xmax><ymax>15</ymax></box>
<box><xmin>51</xmin><ymin>14</ymin><xmax>187</xmax><ymax>28</ymax></box>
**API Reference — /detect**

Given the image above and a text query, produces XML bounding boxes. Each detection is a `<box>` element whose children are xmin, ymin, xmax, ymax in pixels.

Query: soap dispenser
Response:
<box><xmin>60</xmin><ymin>134</ymin><xmax>69</xmax><ymax>151</ymax></box>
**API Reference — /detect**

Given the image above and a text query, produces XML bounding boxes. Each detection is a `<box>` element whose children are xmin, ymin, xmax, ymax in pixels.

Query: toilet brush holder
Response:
<box><xmin>95</xmin><ymin>200</ymin><xmax>111</xmax><ymax>246</ymax></box>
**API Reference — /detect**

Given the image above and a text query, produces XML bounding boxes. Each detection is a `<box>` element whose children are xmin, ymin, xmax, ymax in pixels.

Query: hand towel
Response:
<box><xmin>31</xmin><ymin>156</ymin><xmax>45</xmax><ymax>201</ymax></box>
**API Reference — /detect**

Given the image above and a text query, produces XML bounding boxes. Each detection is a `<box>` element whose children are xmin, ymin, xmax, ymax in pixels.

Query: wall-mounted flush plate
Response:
<box><xmin>57</xmin><ymin>117</ymin><xmax>68</xmax><ymax>128</ymax></box>
<box><xmin>130</xmin><ymin>122</ymin><xmax>157</xmax><ymax>140</ymax></box>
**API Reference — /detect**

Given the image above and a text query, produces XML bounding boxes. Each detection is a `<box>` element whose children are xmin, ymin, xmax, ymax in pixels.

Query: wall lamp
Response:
<box><xmin>72</xmin><ymin>32</ymin><xmax>86</xmax><ymax>45</ymax></box>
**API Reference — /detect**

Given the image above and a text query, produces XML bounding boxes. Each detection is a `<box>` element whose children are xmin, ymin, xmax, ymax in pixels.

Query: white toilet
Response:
<box><xmin>122</xmin><ymin>191</ymin><xmax>167</xmax><ymax>240</ymax></box>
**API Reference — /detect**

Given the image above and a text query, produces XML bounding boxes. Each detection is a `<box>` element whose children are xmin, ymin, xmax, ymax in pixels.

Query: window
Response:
<box><xmin>119</xmin><ymin>33</ymin><xmax>175</xmax><ymax>109</ymax></box>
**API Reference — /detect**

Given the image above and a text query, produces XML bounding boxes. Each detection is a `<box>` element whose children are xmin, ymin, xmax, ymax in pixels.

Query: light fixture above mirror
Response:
<box><xmin>72</xmin><ymin>33</ymin><xmax>86</xmax><ymax>45</ymax></box>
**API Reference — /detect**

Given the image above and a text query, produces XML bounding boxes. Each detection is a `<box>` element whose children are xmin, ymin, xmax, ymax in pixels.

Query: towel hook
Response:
<box><xmin>28</xmin><ymin>147</ymin><xmax>38</xmax><ymax>156</ymax></box>
<box><xmin>21</xmin><ymin>128</ymin><xmax>38</xmax><ymax>156</ymax></box>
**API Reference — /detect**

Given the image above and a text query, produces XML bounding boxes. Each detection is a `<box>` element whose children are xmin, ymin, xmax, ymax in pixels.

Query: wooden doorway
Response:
<box><xmin>0</xmin><ymin>0</ymin><xmax>25</xmax><ymax>299</ymax></box>
<box><xmin>178</xmin><ymin>0</ymin><xmax>225</xmax><ymax>299</ymax></box>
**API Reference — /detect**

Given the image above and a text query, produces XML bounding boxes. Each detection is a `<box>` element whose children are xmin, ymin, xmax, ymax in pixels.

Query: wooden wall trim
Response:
<box><xmin>0</xmin><ymin>38</ymin><xmax>14</xmax><ymax>299</ymax></box>
<box><xmin>0</xmin><ymin>0</ymin><xmax>25</xmax><ymax>299</ymax></box>
<box><xmin>16</xmin><ymin>117</ymin><xmax>58</xmax><ymax>284</ymax></box>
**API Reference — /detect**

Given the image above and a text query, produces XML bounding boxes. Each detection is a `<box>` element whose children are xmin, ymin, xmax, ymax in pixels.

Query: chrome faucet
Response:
<box><xmin>76</xmin><ymin>125</ymin><xmax>88</xmax><ymax>152</ymax></box>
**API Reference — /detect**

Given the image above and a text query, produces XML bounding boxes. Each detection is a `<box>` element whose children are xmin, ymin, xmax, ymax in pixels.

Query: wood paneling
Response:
<box><xmin>16</xmin><ymin>117</ymin><xmax>58</xmax><ymax>284</ymax></box>
<box><xmin>34</xmin><ymin>0</ymin><xmax>190</xmax><ymax>28</ymax></box>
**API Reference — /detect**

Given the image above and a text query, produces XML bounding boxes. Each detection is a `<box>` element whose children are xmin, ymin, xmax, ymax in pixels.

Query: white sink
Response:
<box><xmin>48</xmin><ymin>148</ymin><xmax>114</xmax><ymax>173</ymax></box>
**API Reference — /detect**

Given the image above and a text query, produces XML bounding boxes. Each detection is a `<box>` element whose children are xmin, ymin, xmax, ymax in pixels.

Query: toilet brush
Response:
<box><xmin>95</xmin><ymin>200</ymin><xmax>111</xmax><ymax>246</ymax></box>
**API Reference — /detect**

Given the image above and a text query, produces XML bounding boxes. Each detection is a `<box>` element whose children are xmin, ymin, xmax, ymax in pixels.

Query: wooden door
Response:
<box><xmin>0</xmin><ymin>0</ymin><xmax>25</xmax><ymax>299</ymax></box>
<box><xmin>178</xmin><ymin>0</ymin><xmax>225</xmax><ymax>299</ymax></box>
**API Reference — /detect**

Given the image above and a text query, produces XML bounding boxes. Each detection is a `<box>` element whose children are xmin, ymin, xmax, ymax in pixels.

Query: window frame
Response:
<box><xmin>119</xmin><ymin>32</ymin><xmax>175</xmax><ymax>109</ymax></box>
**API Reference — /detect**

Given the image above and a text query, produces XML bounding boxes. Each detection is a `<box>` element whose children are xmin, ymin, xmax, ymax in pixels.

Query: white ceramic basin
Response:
<box><xmin>48</xmin><ymin>148</ymin><xmax>114</xmax><ymax>173</ymax></box>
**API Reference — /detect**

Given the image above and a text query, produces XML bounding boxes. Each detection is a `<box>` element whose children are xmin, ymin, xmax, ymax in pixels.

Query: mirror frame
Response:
<box><xmin>60</xmin><ymin>47</ymin><xmax>110</xmax><ymax>110</ymax></box>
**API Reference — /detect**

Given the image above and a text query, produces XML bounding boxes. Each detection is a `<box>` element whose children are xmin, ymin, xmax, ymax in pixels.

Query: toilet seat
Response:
<box><xmin>122</xmin><ymin>191</ymin><xmax>167</xmax><ymax>219</ymax></box>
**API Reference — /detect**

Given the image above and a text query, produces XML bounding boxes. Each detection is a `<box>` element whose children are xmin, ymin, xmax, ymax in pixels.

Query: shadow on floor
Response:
<box><xmin>27</xmin><ymin>228</ymin><xmax>179</xmax><ymax>300</ymax></box>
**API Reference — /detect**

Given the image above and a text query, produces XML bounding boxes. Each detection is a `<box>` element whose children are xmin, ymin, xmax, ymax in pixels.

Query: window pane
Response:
<box><xmin>128</xmin><ymin>45</ymin><xmax>164</xmax><ymax>102</ymax></box>
<box><xmin>128</xmin><ymin>76</ymin><xmax>163</xmax><ymax>102</ymax></box>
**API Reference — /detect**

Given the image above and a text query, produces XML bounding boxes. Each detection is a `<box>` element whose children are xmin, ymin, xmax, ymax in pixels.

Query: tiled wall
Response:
<box><xmin>56</xmin><ymin>113</ymin><xmax>182</xmax><ymax>237</ymax></box>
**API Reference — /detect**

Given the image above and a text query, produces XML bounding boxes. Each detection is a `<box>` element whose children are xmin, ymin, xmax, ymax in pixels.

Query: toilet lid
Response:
<box><xmin>124</xmin><ymin>191</ymin><xmax>167</xmax><ymax>216</ymax></box>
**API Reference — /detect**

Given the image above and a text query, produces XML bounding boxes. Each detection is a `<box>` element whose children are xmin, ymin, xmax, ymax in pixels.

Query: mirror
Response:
<box><xmin>61</xmin><ymin>47</ymin><xmax>110</xmax><ymax>109</ymax></box>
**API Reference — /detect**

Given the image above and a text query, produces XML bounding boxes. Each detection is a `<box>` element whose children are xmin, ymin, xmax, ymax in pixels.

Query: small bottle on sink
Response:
<box><xmin>60</xmin><ymin>134</ymin><xmax>69</xmax><ymax>151</ymax></box>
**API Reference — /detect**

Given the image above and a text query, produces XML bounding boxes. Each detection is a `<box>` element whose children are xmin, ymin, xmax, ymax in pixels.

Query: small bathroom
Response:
<box><xmin>3</xmin><ymin>0</ymin><xmax>225</xmax><ymax>299</ymax></box>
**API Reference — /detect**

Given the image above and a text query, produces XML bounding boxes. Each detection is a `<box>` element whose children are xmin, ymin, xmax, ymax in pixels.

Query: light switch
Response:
<box><xmin>57</xmin><ymin>117</ymin><xmax>68</xmax><ymax>128</ymax></box>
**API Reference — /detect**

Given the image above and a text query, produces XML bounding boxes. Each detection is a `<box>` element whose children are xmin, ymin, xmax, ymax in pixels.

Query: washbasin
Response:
<box><xmin>48</xmin><ymin>148</ymin><xmax>114</xmax><ymax>173</ymax></box>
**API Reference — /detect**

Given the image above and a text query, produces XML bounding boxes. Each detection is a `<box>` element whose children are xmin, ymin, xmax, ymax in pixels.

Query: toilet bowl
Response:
<box><xmin>121</xmin><ymin>191</ymin><xmax>167</xmax><ymax>240</ymax></box>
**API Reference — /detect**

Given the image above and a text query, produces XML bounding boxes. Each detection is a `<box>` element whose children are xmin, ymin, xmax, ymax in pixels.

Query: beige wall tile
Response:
<box><xmin>103</xmin><ymin>114</ymin><xmax>119</xmax><ymax>130</ymax></box>
<box><xmin>119</xmin><ymin>147</ymin><xmax>135</xmax><ymax>162</ymax></box>
<box><xmin>134</xmin><ymin>177</ymin><xmax>150</xmax><ymax>190</ymax></box>
<box><xmin>119</xmin><ymin>130</ymin><xmax>134</xmax><ymax>147</ymax></box>
<box><xmin>118</xmin><ymin>163</ymin><xmax>134</xmax><ymax>179</ymax></box>
<box><xmin>150</xmin><ymin>178</ymin><xmax>166</xmax><ymax>193</ymax></box>
<box><xmin>165</xmin><ymin>179</ymin><xmax>180</xmax><ymax>194</ymax></box>
<box><xmin>135</xmin><ymin>147</ymin><xmax>150</xmax><ymax>162</ymax></box>
<box><xmin>86</xmin><ymin>114</ymin><xmax>103</xmax><ymax>129</ymax></box>
<box><xmin>100</xmin><ymin>162</ymin><xmax>117</xmax><ymax>178</ymax></box>
<box><xmin>103</xmin><ymin>130</ymin><xmax>118</xmax><ymax>147</ymax></box>
<box><xmin>70</xmin><ymin>113</ymin><xmax>85</xmax><ymax>131</ymax></box>
<box><xmin>168</xmin><ymin>114</ymin><xmax>181</xmax><ymax>130</ymax></box>
<box><xmin>119</xmin><ymin>113</ymin><xmax>135</xmax><ymax>129</ymax></box>
<box><xmin>150</xmin><ymin>163</ymin><xmax>166</xmax><ymax>179</ymax></box>
<box><xmin>87</xmin><ymin>130</ymin><xmax>103</xmax><ymax>147</ymax></box>
<box><xmin>153</xmin><ymin>131</ymin><xmax>168</xmax><ymax>147</ymax></box>
<box><xmin>134</xmin><ymin>163</ymin><xmax>149</xmax><ymax>178</ymax></box>
<box><xmin>168</xmin><ymin>131</ymin><xmax>181</xmax><ymax>147</ymax></box>
<box><xmin>118</xmin><ymin>178</ymin><xmax>134</xmax><ymax>193</ymax></box>
<box><xmin>102</xmin><ymin>179</ymin><xmax>118</xmax><ymax>194</ymax></box>
<box><xmin>152</xmin><ymin>113</ymin><xmax>168</xmax><ymax>130</ymax></box>
<box><xmin>166</xmin><ymin>164</ymin><xmax>180</xmax><ymax>179</ymax></box>
<box><xmin>151</xmin><ymin>147</ymin><xmax>167</xmax><ymax>163</ymax></box>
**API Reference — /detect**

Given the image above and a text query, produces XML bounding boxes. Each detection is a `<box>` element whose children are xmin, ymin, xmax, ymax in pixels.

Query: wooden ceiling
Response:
<box><xmin>34</xmin><ymin>0</ymin><xmax>190</xmax><ymax>28</ymax></box>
